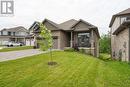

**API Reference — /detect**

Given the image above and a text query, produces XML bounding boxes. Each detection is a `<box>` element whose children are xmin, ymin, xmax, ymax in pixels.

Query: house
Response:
<box><xmin>109</xmin><ymin>8</ymin><xmax>130</xmax><ymax>61</ymax></box>
<box><xmin>0</xmin><ymin>26</ymin><xmax>28</xmax><ymax>45</ymax></box>
<box><xmin>28</xmin><ymin>19</ymin><xmax>100</xmax><ymax>57</ymax></box>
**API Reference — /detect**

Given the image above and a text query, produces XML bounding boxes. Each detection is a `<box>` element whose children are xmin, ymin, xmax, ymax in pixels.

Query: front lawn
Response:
<box><xmin>0</xmin><ymin>51</ymin><xmax>130</xmax><ymax>87</ymax></box>
<box><xmin>0</xmin><ymin>46</ymin><xmax>33</xmax><ymax>52</ymax></box>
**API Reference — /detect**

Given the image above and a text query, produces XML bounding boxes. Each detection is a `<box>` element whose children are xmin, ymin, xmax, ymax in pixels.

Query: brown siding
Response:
<box><xmin>51</xmin><ymin>31</ymin><xmax>70</xmax><ymax>49</ymax></box>
<box><xmin>74</xmin><ymin>22</ymin><xmax>90</xmax><ymax>31</ymax></box>
<box><xmin>59</xmin><ymin>31</ymin><xmax>70</xmax><ymax>49</ymax></box>
<box><xmin>89</xmin><ymin>30</ymin><xmax>99</xmax><ymax>57</ymax></box>
<box><xmin>52</xmin><ymin>38</ymin><xmax>58</xmax><ymax>49</ymax></box>
<box><xmin>51</xmin><ymin>31</ymin><xmax>60</xmax><ymax>49</ymax></box>
<box><xmin>44</xmin><ymin>21</ymin><xmax>58</xmax><ymax>30</ymax></box>
<box><xmin>43</xmin><ymin>21</ymin><xmax>61</xmax><ymax>49</ymax></box>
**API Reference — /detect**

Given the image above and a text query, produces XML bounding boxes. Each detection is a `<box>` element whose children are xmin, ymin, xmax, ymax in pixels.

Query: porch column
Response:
<box><xmin>91</xmin><ymin>30</ymin><xmax>94</xmax><ymax>48</ymax></box>
<box><xmin>70</xmin><ymin>31</ymin><xmax>73</xmax><ymax>47</ymax></box>
<box><xmin>91</xmin><ymin>29</ymin><xmax>95</xmax><ymax>56</ymax></box>
<box><xmin>24</xmin><ymin>38</ymin><xmax>26</xmax><ymax>45</ymax></box>
<box><xmin>15</xmin><ymin>38</ymin><xmax>17</xmax><ymax>42</ymax></box>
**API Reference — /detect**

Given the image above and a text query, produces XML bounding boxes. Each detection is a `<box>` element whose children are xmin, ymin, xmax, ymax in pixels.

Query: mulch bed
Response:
<box><xmin>48</xmin><ymin>62</ymin><xmax>57</xmax><ymax>66</ymax></box>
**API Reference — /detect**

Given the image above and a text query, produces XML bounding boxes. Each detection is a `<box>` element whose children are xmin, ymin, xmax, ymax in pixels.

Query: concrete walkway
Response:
<box><xmin>0</xmin><ymin>49</ymin><xmax>45</xmax><ymax>62</ymax></box>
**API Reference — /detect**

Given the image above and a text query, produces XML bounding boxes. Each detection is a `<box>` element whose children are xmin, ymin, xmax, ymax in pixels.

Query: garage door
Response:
<box><xmin>52</xmin><ymin>37</ymin><xmax>58</xmax><ymax>49</ymax></box>
<box><xmin>26</xmin><ymin>39</ymin><xmax>35</xmax><ymax>46</ymax></box>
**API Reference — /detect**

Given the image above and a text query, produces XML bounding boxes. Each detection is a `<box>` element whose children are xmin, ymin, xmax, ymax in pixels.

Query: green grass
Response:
<box><xmin>99</xmin><ymin>53</ymin><xmax>111</xmax><ymax>60</ymax></box>
<box><xmin>0</xmin><ymin>46</ymin><xmax>33</xmax><ymax>52</ymax></box>
<box><xmin>0</xmin><ymin>51</ymin><xmax>130</xmax><ymax>87</ymax></box>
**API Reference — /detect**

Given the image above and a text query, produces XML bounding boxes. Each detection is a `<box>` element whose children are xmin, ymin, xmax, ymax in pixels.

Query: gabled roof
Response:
<box><xmin>42</xmin><ymin>19</ymin><xmax>59</xmax><ymax>29</ymax></box>
<box><xmin>58</xmin><ymin>19</ymin><xmax>78</xmax><ymax>30</ymax></box>
<box><xmin>71</xmin><ymin>19</ymin><xmax>97</xmax><ymax>29</ymax></box>
<box><xmin>116</xmin><ymin>8</ymin><xmax>130</xmax><ymax>15</ymax></box>
<box><xmin>1</xmin><ymin>26</ymin><xmax>28</xmax><ymax>32</ymax></box>
<box><xmin>29</xmin><ymin>21</ymin><xmax>39</xmax><ymax>30</ymax></box>
<box><xmin>109</xmin><ymin>8</ymin><xmax>130</xmax><ymax>27</ymax></box>
<box><xmin>31</xmin><ymin>19</ymin><xmax>97</xmax><ymax>31</ymax></box>
<box><xmin>29</xmin><ymin>19</ymin><xmax>100</xmax><ymax>37</ymax></box>
<box><xmin>113</xmin><ymin>20</ymin><xmax>130</xmax><ymax>35</ymax></box>
<box><xmin>71</xmin><ymin>19</ymin><xmax>100</xmax><ymax>38</ymax></box>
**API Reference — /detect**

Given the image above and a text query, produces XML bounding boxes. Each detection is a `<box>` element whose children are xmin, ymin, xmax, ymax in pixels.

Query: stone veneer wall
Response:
<box><xmin>111</xmin><ymin>28</ymin><xmax>129</xmax><ymax>61</ymax></box>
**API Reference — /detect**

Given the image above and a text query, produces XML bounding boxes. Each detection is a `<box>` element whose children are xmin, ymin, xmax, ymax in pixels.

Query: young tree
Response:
<box><xmin>38</xmin><ymin>22</ymin><xmax>55</xmax><ymax>65</ymax></box>
<box><xmin>99</xmin><ymin>33</ymin><xmax>111</xmax><ymax>54</ymax></box>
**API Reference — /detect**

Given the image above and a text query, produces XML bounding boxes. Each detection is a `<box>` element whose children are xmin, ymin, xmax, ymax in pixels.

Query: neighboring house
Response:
<box><xmin>109</xmin><ymin>8</ymin><xmax>130</xmax><ymax>61</ymax></box>
<box><xmin>0</xmin><ymin>26</ymin><xmax>28</xmax><ymax>45</ymax></box>
<box><xmin>28</xmin><ymin>19</ymin><xmax>100</xmax><ymax>57</ymax></box>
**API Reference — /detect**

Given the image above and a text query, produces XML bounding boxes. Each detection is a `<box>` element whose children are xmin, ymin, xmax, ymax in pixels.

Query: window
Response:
<box><xmin>13</xmin><ymin>32</ymin><xmax>15</xmax><ymax>36</ymax></box>
<box><xmin>126</xmin><ymin>16</ymin><xmax>130</xmax><ymax>20</ymax></box>
<box><xmin>78</xmin><ymin>33</ymin><xmax>91</xmax><ymax>47</ymax></box>
<box><xmin>1</xmin><ymin>31</ymin><xmax>3</xmax><ymax>35</ymax></box>
<box><xmin>8</xmin><ymin>32</ymin><xmax>11</xmax><ymax>36</ymax></box>
<box><xmin>121</xmin><ymin>17</ymin><xmax>126</xmax><ymax>24</ymax></box>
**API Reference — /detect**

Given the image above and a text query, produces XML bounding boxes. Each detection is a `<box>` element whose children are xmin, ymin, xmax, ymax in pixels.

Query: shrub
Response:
<box><xmin>99</xmin><ymin>54</ymin><xmax>112</xmax><ymax>61</ymax></box>
<box><xmin>73</xmin><ymin>44</ymin><xmax>79</xmax><ymax>51</ymax></box>
<box><xmin>79</xmin><ymin>48</ymin><xmax>85</xmax><ymax>53</ymax></box>
<box><xmin>99</xmin><ymin>33</ymin><xmax>111</xmax><ymax>54</ymax></box>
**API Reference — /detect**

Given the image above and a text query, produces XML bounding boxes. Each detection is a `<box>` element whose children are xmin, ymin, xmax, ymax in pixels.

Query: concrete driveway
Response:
<box><xmin>0</xmin><ymin>49</ymin><xmax>44</xmax><ymax>62</ymax></box>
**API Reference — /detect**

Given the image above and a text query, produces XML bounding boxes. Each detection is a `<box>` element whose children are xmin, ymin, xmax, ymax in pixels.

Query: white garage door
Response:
<box><xmin>26</xmin><ymin>39</ymin><xmax>34</xmax><ymax>46</ymax></box>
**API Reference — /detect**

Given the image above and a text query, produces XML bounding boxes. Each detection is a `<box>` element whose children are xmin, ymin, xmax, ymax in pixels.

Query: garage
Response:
<box><xmin>52</xmin><ymin>36</ymin><xmax>58</xmax><ymax>49</ymax></box>
<box><xmin>26</xmin><ymin>38</ymin><xmax>34</xmax><ymax>46</ymax></box>
<box><xmin>25</xmin><ymin>35</ymin><xmax>35</xmax><ymax>46</ymax></box>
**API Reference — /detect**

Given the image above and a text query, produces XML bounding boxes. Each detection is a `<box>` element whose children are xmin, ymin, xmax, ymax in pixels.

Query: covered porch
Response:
<box><xmin>10</xmin><ymin>37</ymin><xmax>26</xmax><ymax>44</ymax></box>
<box><xmin>69</xmin><ymin>29</ymin><xmax>95</xmax><ymax>49</ymax></box>
<box><xmin>66</xmin><ymin>29</ymin><xmax>97</xmax><ymax>56</ymax></box>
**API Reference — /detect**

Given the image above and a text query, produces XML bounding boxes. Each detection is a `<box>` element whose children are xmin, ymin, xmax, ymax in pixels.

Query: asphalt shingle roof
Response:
<box><xmin>116</xmin><ymin>8</ymin><xmax>130</xmax><ymax>15</ymax></box>
<box><xmin>30</xmin><ymin>19</ymin><xmax>100</xmax><ymax>38</ymax></box>
<box><xmin>1</xmin><ymin>26</ymin><xmax>28</xmax><ymax>32</ymax></box>
<box><xmin>109</xmin><ymin>8</ymin><xmax>130</xmax><ymax>27</ymax></box>
<box><xmin>42</xmin><ymin>19</ymin><xmax>59</xmax><ymax>29</ymax></box>
<box><xmin>58</xmin><ymin>19</ymin><xmax>78</xmax><ymax>30</ymax></box>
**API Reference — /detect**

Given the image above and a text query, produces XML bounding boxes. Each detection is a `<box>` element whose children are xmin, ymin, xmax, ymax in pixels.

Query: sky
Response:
<box><xmin>0</xmin><ymin>0</ymin><xmax>130</xmax><ymax>35</ymax></box>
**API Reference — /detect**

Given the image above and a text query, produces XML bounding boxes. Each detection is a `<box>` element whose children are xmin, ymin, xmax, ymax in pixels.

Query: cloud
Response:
<box><xmin>0</xmin><ymin>0</ymin><xmax>130</xmax><ymax>35</ymax></box>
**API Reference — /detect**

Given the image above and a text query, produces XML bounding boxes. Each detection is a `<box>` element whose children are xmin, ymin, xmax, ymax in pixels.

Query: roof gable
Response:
<box><xmin>42</xmin><ymin>19</ymin><xmax>59</xmax><ymax>29</ymax></box>
<box><xmin>113</xmin><ymin>20</ymin><xmax>130</xmax><ymax>35</ymax></box>
<box><xmin>73</xmin><ymin>21</ymin><xmax>90</xmax><ymax>31</ymax></box>
<box><xmin>29</xmin><ymin>21</ymin><xmax>39</xmax><ymax>31</ymax></box>
<box><xmin>1</xmin><ymin>26</ymin><xmax>28</xmax><ymax>32</ymax></box>
<box><xmin>72</xmin><ymin>19</ymin><xmax>97</xmax><ymax>29</ymax></box>
<box><xmin>29</xmin><ymin>19</ymin><xmax>99</xmax><ymax>37</ymax></box>
<box><xmin>116</xmin><ymin>8</ymin><xmax>130</xmax><ymax>15</ymax></box>
<box><xmin>109</xmin><ymin>8</ymin><xmax>130</xmax><ymax>27</ymax></box>
<box><xmin>43</xmin><ymin>20</ymin><xmax>59</xmax><ymax>31</ymax></box>
<box><xmin>58</xmin><ymin>19</ymin><xmax>78</xmax><ymax>30</ymax></box>
<box><xmin>29</xmin><ymin>19</ymin><xmax>60</xmax><ymax>33</ymax></box>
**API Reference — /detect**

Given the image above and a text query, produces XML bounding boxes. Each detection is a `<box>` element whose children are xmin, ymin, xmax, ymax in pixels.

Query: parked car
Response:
<box><xmin>5</xmin><ymin>42</ymin><xmax>23</xmax><ymax>47</ymax></box>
